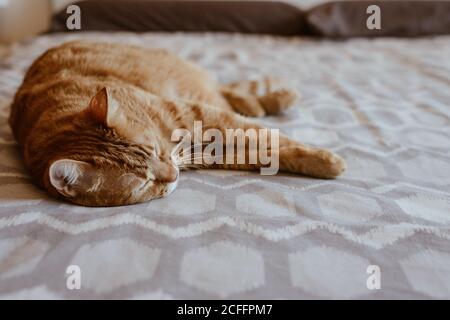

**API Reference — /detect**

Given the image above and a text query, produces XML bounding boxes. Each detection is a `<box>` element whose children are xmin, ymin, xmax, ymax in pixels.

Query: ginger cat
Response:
<box><xmin>9</xmin><ymin>41</ymin><xmax>346</xmax><ymax>207</ymax></box>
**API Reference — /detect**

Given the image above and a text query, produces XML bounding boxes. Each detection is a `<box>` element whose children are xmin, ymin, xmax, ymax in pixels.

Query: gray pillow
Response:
<box><xmin>51</xmin><ymin>0</ymin><xmax>305</xmax><ymax>36</ymax></box>
<box><xmin>306</xmin><ymin>0</ymin><xmax>450</xmax><ymax>38</ymax></box>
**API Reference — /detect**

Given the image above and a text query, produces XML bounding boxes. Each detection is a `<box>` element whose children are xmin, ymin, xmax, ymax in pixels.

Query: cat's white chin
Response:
<box><xmin>164</xmin><ymin>180</ymin><xmax>178</xmax><ymax>196</ymax></box>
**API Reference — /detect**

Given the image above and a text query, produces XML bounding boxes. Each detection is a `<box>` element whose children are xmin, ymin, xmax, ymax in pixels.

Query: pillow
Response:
<box><xmin>50</xmin><ymin>0</ymin><xmax>305</xmax><ymax>36</ymax></box>
<box><xmin>305</xmin><ymin>0</ymin><xmax>450</xmax><ymax>38</ymax></box>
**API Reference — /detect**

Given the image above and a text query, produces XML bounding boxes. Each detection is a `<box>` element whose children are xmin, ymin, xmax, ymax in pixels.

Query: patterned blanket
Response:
<box><xmin>0</xmin><ymin>32</ymin><xmax>449</xmax><ymax>299</ymax></box>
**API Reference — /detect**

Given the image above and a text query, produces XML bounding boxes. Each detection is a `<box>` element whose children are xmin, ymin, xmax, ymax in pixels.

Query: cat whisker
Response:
<box><xmin>172</xmin><ymin>152</ymin><xmax>206</xmax><ymax>163</ymax></box>
<box><xmin>176</xmin><ymin>155</ymin><xmax>217</xmax><ymax>165</ymax></box>
<box><xmin>171</xmin><ymin>143</ymin><xmax>207</xmax><ymax>159</ymax></box>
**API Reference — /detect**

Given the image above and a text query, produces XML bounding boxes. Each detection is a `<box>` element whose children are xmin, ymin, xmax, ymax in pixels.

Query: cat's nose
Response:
<box><xmin>156</xmin><ymin>164</ymin><xmax>179</xmax><ymax>183</ymax></box>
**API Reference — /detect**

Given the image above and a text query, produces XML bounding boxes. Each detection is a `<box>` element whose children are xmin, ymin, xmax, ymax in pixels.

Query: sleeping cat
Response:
<box><xmin>9</xmin><ymin>41</ymin><xmax>346</xmax><ymax>207</ymax></box>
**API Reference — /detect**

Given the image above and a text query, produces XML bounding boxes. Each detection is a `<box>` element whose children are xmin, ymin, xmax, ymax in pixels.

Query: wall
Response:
<box><xmin>0</xmin><ymin>0</ymin><xmax>52</xmax><ymax>43</ymax></box>
<box><xmin>52</xmin><ymin>0</ymin><xmax>79</xmax><ymax>12</ymax></box>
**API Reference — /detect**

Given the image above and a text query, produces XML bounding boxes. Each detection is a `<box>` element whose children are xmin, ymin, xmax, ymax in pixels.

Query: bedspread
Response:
<box><xmin>0</xmin><ymin>32</ymin><xmax>449</xmax><ymax>299</ymax></box>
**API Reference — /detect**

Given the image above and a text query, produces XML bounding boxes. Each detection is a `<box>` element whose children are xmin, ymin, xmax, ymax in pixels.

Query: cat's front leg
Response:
<box><xmin>172</xmin><ymin>102</ymin><xmax>346</xmax><ymax>179</ymax></box>
<box><xmin>278</xmin><ymin>145</ymin><xmax>346</xmax><ymax>179</ymax></box>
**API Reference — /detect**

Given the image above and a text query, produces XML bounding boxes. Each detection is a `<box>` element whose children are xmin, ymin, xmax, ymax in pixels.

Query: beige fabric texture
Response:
<box><xmin>0</xmin><ymin>32</ymin><xmax>449</xmax><ymax>299</ymax></box>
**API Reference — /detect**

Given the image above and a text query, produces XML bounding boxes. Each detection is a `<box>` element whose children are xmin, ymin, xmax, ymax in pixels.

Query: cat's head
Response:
<box><xmin>46</xmin><ymin>88</ymin><xmax>179</xmax><ymax>207</ymax></box>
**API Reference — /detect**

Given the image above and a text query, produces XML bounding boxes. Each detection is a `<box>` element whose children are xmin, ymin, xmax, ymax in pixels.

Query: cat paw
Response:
<box><xmin>258</xmin><ymin>89</ymin><xmax>299</xmax><ymax>115</ymax></box>
<box><xmin>323</xmin><ymin>152</ymin><xmax>347</xmax><ymax>178</ymax></box>
<box><xmin>312</xmin><ymin>150</ymin><xmax>347</xmax><ymax>179</ymax></box>
<box><xmin>284</xmin><ymin>147</ymin><xmax>347</xmax><ymax>179</ymax></box>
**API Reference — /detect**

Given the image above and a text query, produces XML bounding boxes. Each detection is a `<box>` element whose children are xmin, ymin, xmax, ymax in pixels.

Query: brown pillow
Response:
<box><xmin>50</xmin><ymin>0</ymin><xmax>305</xmax><ymax>36</ymax></box>
<box><xmin>306</xmin><ymin>0</ymin><xmax>450</xmax><ymax>38</ymax></box>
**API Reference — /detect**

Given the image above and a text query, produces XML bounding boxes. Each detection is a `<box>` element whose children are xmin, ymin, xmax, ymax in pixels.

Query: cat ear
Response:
<box><xmin>49</xmin><ymin>159</ymin><xmax>93</xmax><ymax>197</ymax></box>
<box><xmin>86</xmin><ymin>87</ymin><xmax>118</xmax><ymax>127</ymax></box>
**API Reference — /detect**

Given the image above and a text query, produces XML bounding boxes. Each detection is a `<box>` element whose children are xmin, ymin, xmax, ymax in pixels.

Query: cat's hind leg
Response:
<box><xmin>220</xmin><ymin>77</ymin><xmax>299</xmax><ymax>117</ymax></box>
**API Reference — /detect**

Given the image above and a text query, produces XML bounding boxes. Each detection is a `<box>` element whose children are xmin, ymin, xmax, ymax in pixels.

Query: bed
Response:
<box><xmin>0</xmin><ymin>31</ymin><xmax>449</xmax><ymax>299</ymax></box>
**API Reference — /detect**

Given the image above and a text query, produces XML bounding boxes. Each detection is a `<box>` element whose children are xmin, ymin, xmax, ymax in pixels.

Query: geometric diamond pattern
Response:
<box><xmin>289</xmin><ymin>246</ymin><xmax>371</xmax><ymax>298</ymax></box>
<box><xmin>69</xmin><ymin>239</ymin><xmax>161</xmax><ymax>294</ymax></box>
<box><xmin>317</xmin><ymin>191</ymin><xmax>383</xmax><ymax>224</ymax></box>
<box><xmin>400</xmin><ymin>250</ymin><xmax>450</xmax><ymax>298</ymax></box>
<box><xmin>399</xmin><ymin>155</ymin><xmax>450</xmax><ymax>185</ymax></box>
<box><xmin>0</xmin><ymin>32</ymin><xmax>450</xmax><ymax>300</ymax></box>
<box><xmin>180</xmin><ymin>241</ymin><xmax>265</xmax><ymax>298</ymax></box>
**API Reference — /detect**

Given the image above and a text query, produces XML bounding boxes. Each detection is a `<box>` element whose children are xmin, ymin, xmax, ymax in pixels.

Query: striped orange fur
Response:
<box><xmin>9</xmin><ymin>41</ymin><xmax>346</xmax><ymax>207</ymax></box>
